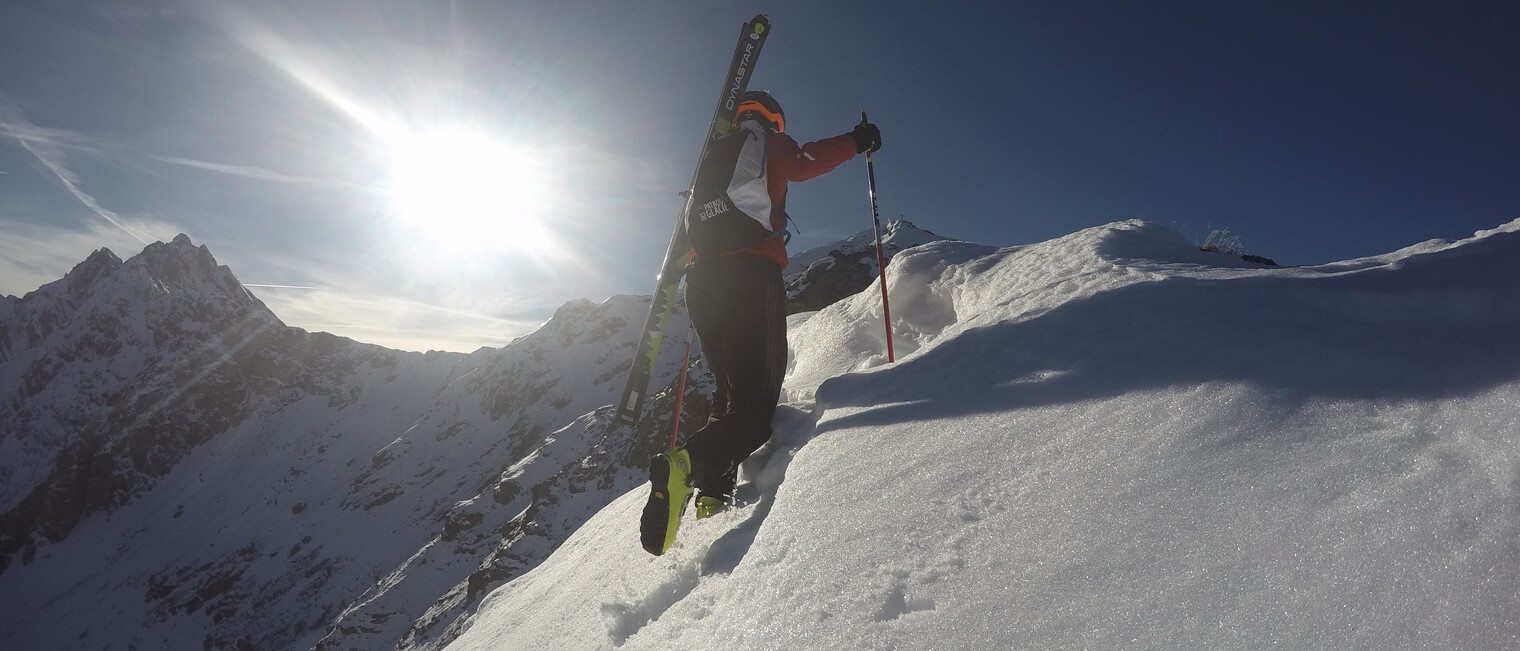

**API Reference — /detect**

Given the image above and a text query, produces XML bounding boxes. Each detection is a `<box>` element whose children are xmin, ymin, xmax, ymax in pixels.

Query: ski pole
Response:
<box><xmin>669</xmin><ymin>333</ymin><xmax>692</xmax><ymax>451</ymax></box>
<box><xmin>862</xmin><ymin>111</ymin><xmax>895</xmax><ymax>363</ymax></box>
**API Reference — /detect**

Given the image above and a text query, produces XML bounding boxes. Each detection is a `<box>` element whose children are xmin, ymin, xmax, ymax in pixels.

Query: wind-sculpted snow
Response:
<box><xmin>446</xmin><ymin>218</ymin><xmax>1520</xmax><ymax>650</ymax></box>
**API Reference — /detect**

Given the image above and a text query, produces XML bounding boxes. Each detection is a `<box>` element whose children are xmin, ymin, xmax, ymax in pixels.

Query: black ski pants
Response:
<box><xmin>681</xmin><ymin>253</ymin><xmax>786</xmax><ymax>498</ymax></box>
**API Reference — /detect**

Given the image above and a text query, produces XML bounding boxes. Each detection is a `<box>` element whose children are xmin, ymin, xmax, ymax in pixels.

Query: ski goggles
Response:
<box><xmin>736</xmin><ymin>100</ymin><xmax>785</xmax><ymax>133</ymax></box>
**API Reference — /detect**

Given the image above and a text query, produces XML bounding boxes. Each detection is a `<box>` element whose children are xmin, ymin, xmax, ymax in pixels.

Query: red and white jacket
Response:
<box><xmin>701</xmin><ymin>130</ymin><xmax>859</xmax><ymax>269</ymax></box>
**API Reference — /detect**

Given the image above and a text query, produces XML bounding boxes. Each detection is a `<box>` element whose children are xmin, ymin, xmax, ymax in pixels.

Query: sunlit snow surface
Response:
<box><xmin>448</xmin><ymin>219</ymin><xmax>1520</xmax><ymax>650</ymax></box>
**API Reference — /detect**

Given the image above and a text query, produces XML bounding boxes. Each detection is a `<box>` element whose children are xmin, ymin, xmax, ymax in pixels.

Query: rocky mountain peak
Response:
<box><xmin>3</xmin><ymin>234</ymin><xmax>279</xmax><ymax>358</ymax></box>
<box><xmin>0</xmin><ymin>233</ymin><xmax>298</xmax><ymax>576</ymax></box>
<box><xmin>124</xmin><ymin>233</ymin><xmax>262</xmax><ymax>306</ymax></box>
<box><xmin>62</xmin><ymin>247</ymin><xmax>124</xmax><ymax>296</ymax></box>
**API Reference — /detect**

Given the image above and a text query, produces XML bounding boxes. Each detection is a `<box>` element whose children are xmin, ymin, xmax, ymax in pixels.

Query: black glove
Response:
<box><xmin>849</xmin><ymin>122</ymin><xmax>882</xmax><ymax>154</ymax></box>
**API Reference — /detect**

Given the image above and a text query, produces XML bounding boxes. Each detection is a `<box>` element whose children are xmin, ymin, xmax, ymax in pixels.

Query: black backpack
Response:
<box><xmin>684</xmin><ymin>119</ymin><xmax>777</xmax><ymax>255</ymax></box>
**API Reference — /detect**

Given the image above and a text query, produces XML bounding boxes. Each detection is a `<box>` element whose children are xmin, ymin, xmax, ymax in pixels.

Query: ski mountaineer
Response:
<box><xmin>641</xmin><ymin>90</ymin><xmax>882</xmax><ymax>555</ymax></box>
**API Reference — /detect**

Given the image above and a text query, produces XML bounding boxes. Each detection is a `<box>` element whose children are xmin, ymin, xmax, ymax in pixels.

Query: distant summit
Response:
<box><xmin>0</xmin><ymin>234</ymin><xmax>291</xmax><ymax>576</ymax></box>
<box><xmin>61</xmin><ymin>247</ymin><xmax>124</xmax><ymax>295</ymax></box>
<box><xmin>783</xmin><ymin>219</ymin><xmax>949</xmax><ymax>314</ymax></box>
<box><xmin>5</xmin><ymin>234</ymin><xmax>273</xmax><ymax>352</ymax></box>
<box><xmin>126</xmin><ymin>233</ymin><xmax>262</xmax><ymax>304</ymax></box>
<box><xmin>0</xmin><ymin>233</ymin><xmax>704</xmax><ymax>651</ymax></box>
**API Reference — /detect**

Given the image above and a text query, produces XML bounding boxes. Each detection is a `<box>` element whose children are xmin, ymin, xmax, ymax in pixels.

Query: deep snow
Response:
<box><xmin>446</xmin><ymin>219</ymin><xmax>1520</xmax><ymax>650</ymax></box>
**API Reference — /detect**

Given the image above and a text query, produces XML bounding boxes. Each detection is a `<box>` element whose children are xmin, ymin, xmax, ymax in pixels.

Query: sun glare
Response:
<box><xmin>385</xmin><ymin>129</ymin><xmax>551</xmax><ymax>251</ymax></box>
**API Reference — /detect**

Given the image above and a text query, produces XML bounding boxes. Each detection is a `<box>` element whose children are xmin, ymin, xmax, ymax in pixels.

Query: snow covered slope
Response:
<box><xmin>0</xmin><ymin>237</ymin><xmax>697</xmax><ymax>651</ymax></box>
<box><xmin>0</xmin><ymin>223</ymin><xmax>936</xmax><ymax>651</ymax></box>
<box><xmin>3</xmin><ymin>219</ymin><xmax>1515</xmax><ymax>650</ymax></box>
<box><xmin>446</xmin><ymin>219</ymin><xmax>1520</xmax><ymax>650</ymax></box>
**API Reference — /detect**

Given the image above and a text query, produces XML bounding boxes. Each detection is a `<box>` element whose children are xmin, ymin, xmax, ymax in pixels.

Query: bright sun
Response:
<box><xmin>385</xmin><ymin>129</ymin><xmax>551</xmax><ymax>251</ymax></box>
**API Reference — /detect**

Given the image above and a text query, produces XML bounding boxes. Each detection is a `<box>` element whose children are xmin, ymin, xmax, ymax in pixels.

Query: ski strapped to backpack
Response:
<box><xmin>615</xmin><ymin>15</ymin><xmax>772</xmax><ymax>429</ymax></box>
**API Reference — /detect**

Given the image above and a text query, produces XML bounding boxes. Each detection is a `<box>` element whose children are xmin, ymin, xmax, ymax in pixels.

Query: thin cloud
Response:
<box><xmin>241</xmin><ymin>283</ymin><xmax>323</xmax><ymax>290</ymax></box>
<box><xmin>149</xmin><ymin>154</ymin><xmax>343</xmax><ymax>186</ymax></box>
<box><xmin>0</xmin><ymin>95</ymin><xmax>156</xmax><ymax>245</ymax></box>
<box><xmin>248</xmin><ymin>284</ymin><xmax>543</xmax><ymax>353</ymax></box>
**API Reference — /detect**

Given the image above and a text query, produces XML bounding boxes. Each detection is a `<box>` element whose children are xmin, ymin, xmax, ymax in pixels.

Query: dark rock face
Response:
<box><xmin>0</xmin><ymin>236</ymin><xmax>286</xmax><ymax>572</ymax></box>
<box><xmin>783</xmin><ymin>220</ymin><xmax>948</xmax><ymax>315</ymax></box>
<box><xmin>786</xmin><ymin>248</ymin><xmax>878</xmax><ymax>315</ymax></box>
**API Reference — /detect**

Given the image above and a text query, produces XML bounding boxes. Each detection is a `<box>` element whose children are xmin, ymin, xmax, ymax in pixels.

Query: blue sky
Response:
<box><xmin>2</xmin><ymin>1</ymin><xmax>1516</xmax><ymax>352</ymax></box>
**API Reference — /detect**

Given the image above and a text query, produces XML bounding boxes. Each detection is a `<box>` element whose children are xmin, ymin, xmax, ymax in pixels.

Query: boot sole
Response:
<box><xmin>640</xmin><ymin>455</ymin><xmax>690</xmax><ymax>555</ymax></box>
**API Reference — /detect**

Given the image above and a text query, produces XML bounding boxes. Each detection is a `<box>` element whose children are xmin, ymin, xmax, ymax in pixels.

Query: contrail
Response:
<box><xmin>150</xmin><ymin>155</ymin><xmax>342</xmax><ymax>187</ymax></box>
<box><xmin>243</xmin><ymin>283</ymin><xmax>323</xmax><ymax>290</ymax></box>
<box><xmin>0</xmin><ymin>95</ymin><xmax>151</xmax><ymax>245</ymax></box>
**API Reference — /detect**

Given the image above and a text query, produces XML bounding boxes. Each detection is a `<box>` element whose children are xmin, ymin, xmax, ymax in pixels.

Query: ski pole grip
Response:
<box><xmin>860</xmin><ymin>111</ymin><xmax>872</xmax><ymax>159</ymax></box>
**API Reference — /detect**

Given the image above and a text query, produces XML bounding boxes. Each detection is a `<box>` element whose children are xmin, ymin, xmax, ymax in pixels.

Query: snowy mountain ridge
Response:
<box><xmin>0</xmin><ymin>234</ymin><xmax>285</xmax><ymax>547</ymax></box>
<box><xmin>0</xmin><ymin>236</ymin><xmax>676</xmax><ymax>650</ymax></box>
<box><xmin>0</xmin><ymin>220</ymin><xmax>927</xmax><ymax>650</ymax></box>
<box><xmin>2</xmin><ymin>218</ymin><xmax>1517</xmax><ymax>650</ymax></box>
<box><xmin>445</xmin><ymin>218</ymin><xmax>1520</xmax><ymax>650</ymax></box>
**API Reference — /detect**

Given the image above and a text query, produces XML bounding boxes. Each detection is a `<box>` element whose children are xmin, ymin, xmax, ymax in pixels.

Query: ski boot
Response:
<box><xmin>695</xmin><ymin>494</ymin><xmax>728</xmax><ymax>520</ymax></box>
<box><xmin>640</xmin><ymin>449</ymin><xmax>694</xmax><ymax>555</ymax></box>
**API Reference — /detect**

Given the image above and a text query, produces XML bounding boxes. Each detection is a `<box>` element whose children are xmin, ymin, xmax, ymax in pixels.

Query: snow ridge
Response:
<box><xmin>3</xmin><ymin>219</ymin><xmax>1518</xmax><ymax>650</ymax></box>
<box><xmin>446</xmin><ymin>218</ymin><xmax>1520</xmax><ymax>650</ymax></box>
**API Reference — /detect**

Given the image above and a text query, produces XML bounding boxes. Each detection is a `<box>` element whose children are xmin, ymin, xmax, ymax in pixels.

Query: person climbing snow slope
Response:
<box><xmin>642</xmin><ymin>90</ymin><xmax>882</xmax><ymax>555</ymax></box>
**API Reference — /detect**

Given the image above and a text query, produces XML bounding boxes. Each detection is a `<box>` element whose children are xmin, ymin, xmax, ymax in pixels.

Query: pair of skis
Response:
<box><xmin>614</xmin><ymin>15</ymin><xmax>772</xmax><ymax>429</ymax></box>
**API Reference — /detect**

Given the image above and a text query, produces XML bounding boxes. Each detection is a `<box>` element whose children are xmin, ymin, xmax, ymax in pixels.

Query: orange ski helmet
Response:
<box><xmin>736</xmin><ymin>90</ymin><xmax>785</xmax><ymax>133</ymax></box>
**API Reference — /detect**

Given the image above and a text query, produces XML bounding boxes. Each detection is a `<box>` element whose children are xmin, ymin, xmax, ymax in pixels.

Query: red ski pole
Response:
<box><xmin>669</xmin><ymin>338</ymin><xmax>691</xmax><ymax>451</ymax></box>
<box><xmin>862</xmin><ymin>111</ymin><xmax>895</xmax><ymax>363</ymax></box>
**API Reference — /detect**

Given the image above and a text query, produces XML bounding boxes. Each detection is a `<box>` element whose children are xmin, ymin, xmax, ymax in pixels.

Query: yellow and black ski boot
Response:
<box><xmin>640</xmin><ymin>449</ymin><xmax>694</xmax><ymax>555</ymax></box>
<box><xmin>694</xmin><ymin>495</ymin><xmax>727</xmax><ymax>520</ymax></box>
